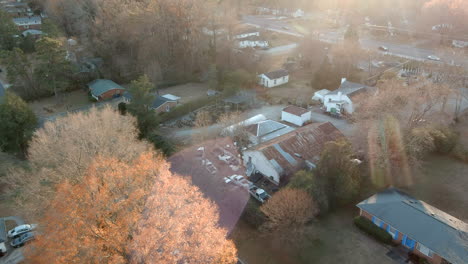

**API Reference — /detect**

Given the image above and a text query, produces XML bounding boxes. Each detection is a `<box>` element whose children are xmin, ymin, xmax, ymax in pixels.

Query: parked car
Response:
<box><xmin>10</xmin><ymin>232</ymin><xmax>36</xmax><ymax>248</ymax></box>
<box><xmin>281</xmin><ymin>26</ymin><xmax>290</xmax><ymax>30</ymax></box>
<box><xmin>249</xmin><ymin>185</ymin><xmax>271</xmax><ymax>203</ymax></box>
<box><xmin>0</xmin><ymin>239</ymin><xmax>6</xmax><ymax>257</ymax></box>
<box><xmin>427</xmin><ymin>55</ymin><xmax>440</xmax><ymax>61</ymax></box>
<box><xmin>7</xmin><ymin>224</ymin><xmax>37</xmax><ymax>238</ymax></box>
<box><xmin>378</xmin><ymin>46</ymin><xmax>389</xmax><ymax>51</ymax></box>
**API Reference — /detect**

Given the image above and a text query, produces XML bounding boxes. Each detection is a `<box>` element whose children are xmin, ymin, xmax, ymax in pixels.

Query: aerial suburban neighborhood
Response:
<box><xmin>0</xmin><ymin>0</ymin><xmax>467</xmax><ymax>264</ymax></box>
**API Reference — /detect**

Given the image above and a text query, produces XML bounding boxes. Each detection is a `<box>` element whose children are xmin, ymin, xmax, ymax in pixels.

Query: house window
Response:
<box><xmin>274</xmin><ymin>80</ymin><xmax>277</xmax><ymax>85</ymax></box>
<box><xmin>166</xmin><ymin>105</ymin><xmax>170</xmax><ymax>112</ymax></box>
<box><xmin>387</xmin><ymin>225</ymin><xmax>396</xmax><ymax>237</ymax></box>
<box><xmin>372</xmin><ymin>216</ymin><xmax>384</xmax><ymax>227</ymax></box>
<box><xmin>416</xmin><ymin>243</ymin><xmax>434</xmax><ymax>257</ymax></box>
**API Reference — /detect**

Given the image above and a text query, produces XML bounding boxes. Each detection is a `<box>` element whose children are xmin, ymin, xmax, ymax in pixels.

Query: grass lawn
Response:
<box><xmin>265</xmin><ymin>70</ymin><xmax>315</xmax><ymax>104</ymax></box>
<box><xmin>157</xmin><ymin>82</ymin><xmax>209</xmax><ymax>105</ymax></box>
<box><xmin>29</xmin><ymin>89</ymin><xmax>90</xmax><ymax>117</ymax></box>
<box><xmin>232</xmin><ymin>207</ymin><xmax>395</xmax><ymax>264</ymax></box>
<box><xmin>406</xmin><ymin>155</ymin><xmax>468</xmax><ymax>221</ymax></box>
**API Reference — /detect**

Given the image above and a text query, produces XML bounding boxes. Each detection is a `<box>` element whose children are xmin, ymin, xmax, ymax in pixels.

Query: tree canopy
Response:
<box><xmin>0</xmin><ymin>92</ymin><xmax>37</xmax><ymax>154</ymax></box>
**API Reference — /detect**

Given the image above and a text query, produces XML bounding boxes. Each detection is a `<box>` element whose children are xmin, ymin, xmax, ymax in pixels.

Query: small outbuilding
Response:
<box><xmin>88</xmin><ymin>79</ymin><xmax>125</xmax><ymax>101</ymax></box>
<box><xmin>312</xmin><ymin>89</ymin><xmax>331</xmax><ymax>103</ymax></box>
<box><xmin>281</xmin><ymin>105</ymin><xmax>311</xmax><ymax>126</ymax></box>
<box><xmin>258</xmin><ymin>69</ymin><xmax>289</xmax><ymax>88</ymax></box>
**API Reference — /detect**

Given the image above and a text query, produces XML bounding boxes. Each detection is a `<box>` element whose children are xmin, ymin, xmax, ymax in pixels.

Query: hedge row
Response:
<box><xmin>159</xmin><ymin>95</ymin><xmax>221</xmax><ymax>123</ymax></box>
<box><xmin>354</xmin><ymin>216</ymin><xmax>393</xmax><ymax>245</ymax></box>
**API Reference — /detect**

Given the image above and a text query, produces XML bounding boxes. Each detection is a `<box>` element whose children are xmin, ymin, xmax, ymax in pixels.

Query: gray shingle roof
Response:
<box><xmin>357</xmin><ymin>188</ymin><xmax>468</xmax><ymax>264</ymax></box>
<box><xmin>246</xmin><ymin>120</ymin><xmax>287</xmax><ymax>137</ymax></box>
<box><xmin>327</xmin><ymin>80</ymin><xmax>370</xmax><ymax>97</ymax></box>
<box><xmin>88</xmin><ymin>79</ymin><xmax>125</xmax><ymax>97</ymax></box>
<box><xmin>152</xmin><ymin>95</ymin><xmax>175</xmax><ymax>109</ymax></box>
<box><xmin>263</xmin><ymin>69</ymin><xmax>289</xmax><ymax>80</ymax></box>
<box><xmin>13</xmin><ymin>16</ymin><xmax>41</xmax><ymax>25</ymax></box>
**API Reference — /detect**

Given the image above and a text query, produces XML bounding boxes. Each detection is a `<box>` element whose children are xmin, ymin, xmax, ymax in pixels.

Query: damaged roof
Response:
<box><xmin>252</xmin><ymin>122</ymin><xmax>345</xmax><ymax>177</ymax></box>
<box><xmin>282</xmin><ymin>105</ymin><xmax>310</xmax><ymax>116</ymax></box>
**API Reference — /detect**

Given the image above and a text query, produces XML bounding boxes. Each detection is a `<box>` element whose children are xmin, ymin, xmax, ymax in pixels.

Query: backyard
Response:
<box><xmin>232</xmin><ymin>208</ymin><xmax>396</xmax><ymax>264</ymax></box>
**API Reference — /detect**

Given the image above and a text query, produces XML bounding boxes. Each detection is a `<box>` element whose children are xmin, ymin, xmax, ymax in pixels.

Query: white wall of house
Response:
<box><xmin>243</xmin><ymin>151</ymin><xmax>280</xmax><ymax>184</ymax></box>
<box><xmin>234</xmin><ymin>32</ymin><xmax>260</xmax><ymax>39</ymax></box>
<box><xmin>281</xmin><ymin>111</ymin><xmax>311</xmax><ymax>126</ymax></box>
<box><xmin>238</xmin><ymin>40</ymin><xmax>269</xmax><ymax>49</ymax></box>
<box><xmin>258</xmin><ymin>74</ymin><xmax>289</xmax><ymax>88</ymax></box>
<box><xmin>323</xmin><ymin>92</ymin><xmax>354</xmax><ymax>114</ymax></box>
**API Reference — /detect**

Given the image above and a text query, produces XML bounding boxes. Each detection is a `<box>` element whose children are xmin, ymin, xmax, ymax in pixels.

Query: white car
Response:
<box><xmin>427</xmin><ymin>55</ymin><xmax>440</xmax><ymax>61</ymax></box>
<box><xmin>7</xmin><ymin>224</ymin><xmax>37</xmax><ymax>238</ymax></box>
<box><xmin>0</xmin><ymin>239</ymin><xmax>6</xmax><ymax>257</ymax></box>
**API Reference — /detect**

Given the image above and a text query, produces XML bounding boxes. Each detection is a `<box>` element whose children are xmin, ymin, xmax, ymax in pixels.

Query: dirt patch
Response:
<box><xmin>157</xmin><ymin>83</ymin><xmax>209</xmax><ymax>104</ymax></box>
<box><xmin>28</xmin><ymin>90</ymin><xmax>90</xmax><ymax>117</ymax></box>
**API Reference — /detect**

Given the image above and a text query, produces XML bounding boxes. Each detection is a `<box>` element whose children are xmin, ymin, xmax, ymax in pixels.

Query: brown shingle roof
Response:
<box><xmin>253</xmin><ymin>122</ymin><xmax>345</xmax><ymax>179</ymax></box>
<box><xmin>282</xmin><ymin>105</ymin><xmax>310</xmax><ymax>116</ymax></box>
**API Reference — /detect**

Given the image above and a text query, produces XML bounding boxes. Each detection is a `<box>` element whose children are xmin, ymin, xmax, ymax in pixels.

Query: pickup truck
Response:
<box><xmin>249</xmin><ymin>185</ymin><xmax>271</xmax><ymax>203</ymax></box>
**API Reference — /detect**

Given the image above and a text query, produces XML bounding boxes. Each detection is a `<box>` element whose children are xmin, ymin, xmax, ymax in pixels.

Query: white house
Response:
<box><xmin>258</xmin><ymin>69</ymin><xmax>289</xmax><ymax>88</ymax></box>
<box><xmin>238</xmin><ymin>37</ymin><xmax>269</xmax><ymax>49</ymax></box>
<box><xmin>323</xmin><ymin>78</ymin><xmax>370</xmax><ymax>114</ymax></box>
<box><xmin>281</xmin><ymin>105</ymin><xmax>311</xmax><ymax>126</ymax></box>
<box><xmin>312</xmin><ymin>89</ymin><xmax>331</xmax><ymax>103</ymax></box>
<box><xmin>234</xmin><ymin>31</ymin><xmax>260</xmax><ymax>40</ymax></box>
<box><xmin>292</xmin><ymin>9</ymin><xmax>305</xmax><ymax>18</ymax></box>
<box><xmin>243</xmin><ymin>122</ymin><xmax>344</xmax><ymax>184</ymax></box>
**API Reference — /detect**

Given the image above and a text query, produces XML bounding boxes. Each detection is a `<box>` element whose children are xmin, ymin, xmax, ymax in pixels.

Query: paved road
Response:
<box><xmin>0</xmin><ymin>217</ymin><xmax>25</xmax><ymax>264</ymax></box>
<box><xmin>258</xmin><ymin>43</ymin><xmax>298</xmax><ymax>55</ymax></box>
<box><xmin>243</xmin><ymin>15</ymin><xmax>468</xmax><ymax>67</ymax></box>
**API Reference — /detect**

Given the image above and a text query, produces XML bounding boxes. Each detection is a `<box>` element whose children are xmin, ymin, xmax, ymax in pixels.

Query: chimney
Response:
<box><xmin>341</xmin><ymin>78</ymin><xmax>346</xmax><ymax>84</ymax></box>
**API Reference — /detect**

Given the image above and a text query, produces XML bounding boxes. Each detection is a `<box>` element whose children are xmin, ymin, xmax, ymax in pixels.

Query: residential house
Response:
<box><xmin>168</xmin><ymin>137</ymin><xmax>249</xmax><ymax>233</ymax></box>
<box><xmin>245</xmin><ymin>120</ymin><xmax>295</xmax><ymax>145</ymax></box>
<box><xmin>161</xmin><ymin>94</ymin><xmax>181</xmax><ymax>103</ymax></box>
<box><xmin>88</xmin><ymin>79</ymin><xmax>125</xmax><ymax>101</ymax></box>
<box><xmin>122</xmin><ymin>92</ymin><xmax>178</xmax><ymax>114</ymax></box>
<box><xmin>312</xmin><ymin>89</ymin><xmax>331</xmax><ymax>103</ymax></box>
<box><xmin>243</xmin><ymin>122</ymin><xmax>344</xmax><ymax>185</ymax></box>
<box><xmin>13</xmin><ymin>16</ymin><xmax>41</xmax><ymax>31</ymax></box>
<box><xmin>151</xmin><ymin>95</ymin><xmax>177</xmax><ymax>114</ymax></box>
<box><xmin>21</xmin><ymin>29</ymin><xmax>42</xmax><ymax>39</ymax></box>
<box><xmin>281</xmin><ymin>105</ymin><xmax>311</xmax><ymax>126</ymax></box>
<box><xmin>234</xmin><ymin>30</ymin><xmax>260</xmax><ymax>40</ymax></box>
<box><xmin>323</xmin><ymin>78</ymin><xmax>372</xmax><ymax>114</ymax></box>
<box><xmin>258</xmin><ymin>69</ymin><xmax>289</xmax><ymax>88</ymax></box>
<box><xmin>357</xmin><ymin>188</ymin><xmax>468</xmax><ymax>264</ymax></box>
<box><xmin>238</xmin><ymin>36</ymin><xmax>269</xmax><ymax>49</ymax></box>
<box><xmin>2</xmin><ymin>2</ymin><xmax>32</xmax><ymax>17</ymax></box>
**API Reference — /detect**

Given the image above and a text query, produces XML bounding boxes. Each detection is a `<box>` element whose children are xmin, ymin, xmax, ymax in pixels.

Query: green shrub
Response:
<box><xmin>241</xmin><ymin>200</ymin><xmax>267</xmax><ymax>229</ymax></box>
<box><xmin>353</xmin><ymin>216</ymin><xmax>393</xmax><ymax>245</ymax></box>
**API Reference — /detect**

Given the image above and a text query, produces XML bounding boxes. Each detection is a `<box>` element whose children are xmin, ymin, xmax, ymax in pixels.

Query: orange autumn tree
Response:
<box><xmin>128</xmin><ymin>170</ymin><xmax>237</xmax><ymax>264</ymax></box>
<box><xmin>26</xmin><ymin>152</ymin><xmax>237</xmax><ymax>264</ymax></box>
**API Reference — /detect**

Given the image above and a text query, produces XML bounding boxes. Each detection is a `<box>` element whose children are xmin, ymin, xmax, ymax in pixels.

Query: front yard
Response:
<box><xmin>232</xmin><ymin>208</ymin><xmax>397</xmax><ymax>264</ymax></box>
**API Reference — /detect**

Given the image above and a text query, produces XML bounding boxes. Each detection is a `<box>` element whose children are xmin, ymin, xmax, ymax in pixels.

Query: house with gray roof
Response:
<box><xmin>122</xmin><ymin>92</ymin><xmax>177</xmax><ymax>114</ymax></box>
<box><xmin>13</xmin><ymin>16</ymin><xmax>41</xmax><ymax>31</ymax></box>
<box><xmin>357</xmin><ymin>188</ymin><xmax>468</xmax><ymax>264</ymax></box>
<box><xmin>243</xmin><ymin>122</ymin><xmax>344</xmax><ymax>184</ymax></box>
<box><xmin>323</xmin><ymin>78</ymin><xmax>372</xmax><ymax>114</ymax></box>
<box><xmin>88</xmin><ymin>79</ymin><xmax>125</xmax><ymax>101</ymax></box>
<box><xmin>258</xmin><ymin>69</ymin><xmax>289</xmax><ymax>88</ymax></box>
<box><xmin>245</xmin><ymin>120</ymin><xmax>295</xmax><ymax>145</ymax></box>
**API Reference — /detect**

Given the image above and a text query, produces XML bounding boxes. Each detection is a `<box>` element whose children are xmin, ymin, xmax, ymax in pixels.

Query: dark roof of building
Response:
<box><xmin>88</xmin><ymin>79</ymin><xmax>125</xmax><ymax>97</ymax></box>
<box><xmin>152</xmin><ymin>95</ymin><xmax>175</xmax><ymax>109</ymax></box>
<box><xmin>357</xmin><ymin>188</ymin><xmax>468</xmax><ymax>264</ymax></box>
<box><xmin>168</xmin><ymin>137</ymin><xmax>249</xmax><ymax>233</ymax></box>
<box><xmin>327</xmin><ymin>80</ymin><xmax>371</xmax><ymax>97</ymax></box>
<box><xmin>251</xmin><ymin>122</ymin><xmax>344</xmax><ymax>178</ymax></box>
<box><xmin>13</xmin><ymin>16</ymin><xmax>41</xmax><ymax>25</ymax></box>
<box><xmin>263</xmin><ymin>69</ymin><xmax>289</xmax><ymax>80</ymax></box>
<box><xmin>0</xmin><ymin>82</ymin><xmax>5</xmax><ymax>101</ymax></box>
<box><xmin>282</xmin><ymin>105</ymin><xmax>310</xmax><ymax>116</ymax></box>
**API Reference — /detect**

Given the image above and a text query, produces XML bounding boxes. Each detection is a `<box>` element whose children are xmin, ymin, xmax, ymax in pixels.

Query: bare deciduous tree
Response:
<box><xmin>260</xmin><ymin>188</ymin><xmax>318</xmax><ymax>231</ymax></box>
